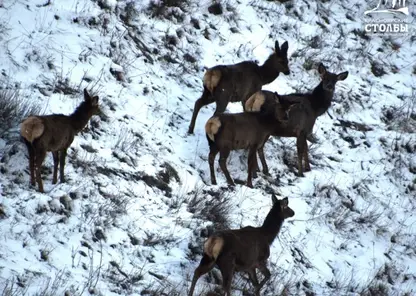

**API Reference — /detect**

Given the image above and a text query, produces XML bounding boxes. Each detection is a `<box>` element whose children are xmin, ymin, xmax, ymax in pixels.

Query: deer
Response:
<box><xmin>20</xmin><ymin>88</ymin><xmax>100</xmax><ymax>193</ymax></box>
<box><xmin>205</xmin><ymin>105</ymin><xmax>287</xmax><ymax>188</ymax></box>
<box><xmin>245</xmin><ymin>63</ymin><xmax>349</xmax><ymax>177</ymax></box>
<box><xmin>188</xmin><ymin>194</ymin><xmax>295</xmax><ymax>296</ymax></box>
<box><xmin>187</xmin><ymin>40</ymin><xmax>290</xmax><ymax>134</ymax></box>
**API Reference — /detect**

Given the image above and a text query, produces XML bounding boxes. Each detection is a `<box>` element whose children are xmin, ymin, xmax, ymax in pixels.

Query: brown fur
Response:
<box><xmin>205</xmin><ymin>117</ymin><xmax>221</xmax><ymax>141</ymax></box>
<box><xmin>246</xmin><ymin>63</ymin><xmax>349</xmax><ymax>177</ymax></box>
<box><xmin>203</xmin><ymin>236</ymin><xmax>224</xmax><ymax>260</ymax></box>
<box><xmin>188</xmin><ymin>40</ymin><xmax>290</xmax><ymax>134</ymax></box>
<box><xmin>203</xmin><ymin>69</ymin><xmax>222</xmax><ymax>94</ymax></box>
<box><xmin>205</xmin><ymin>111</ymin><xmax>281</xmax><ymax>188</ymax></box>
<box><xmin>20</xmin><ymin>117</ymin><xmax>44</xmax><ymax>143</ymax></box>
<box><xmin>188</xmin><ymin>195</ymin><xmax>295</xmax><ymax>296</ymax></box>
<box><xmin>21</xmin><ymin>88</ymin><xmax>100</xmax><ymax>193</ymax></box>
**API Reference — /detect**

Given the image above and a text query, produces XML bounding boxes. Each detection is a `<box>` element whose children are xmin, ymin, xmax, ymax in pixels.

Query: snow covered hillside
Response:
<box><xmin>0</xmin><ymin>0</ymin><xmax>415</xmax><ymax>295</ymax></box>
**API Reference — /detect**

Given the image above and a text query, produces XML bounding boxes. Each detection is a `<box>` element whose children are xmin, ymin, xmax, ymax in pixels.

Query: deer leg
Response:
<box><xmin>250</xmin><ymin>151</ymin><xmax>259</xmax><ymax>179</ymax></box>
<box><xmin>188</xmin><ymin>254</ymin><xmax>216</xmax><ymax>296</ymax></box>
<box><xmin>247</xmin><ymin>268</ymin><xmax>260</xmax><ymax>295</ymax></box>
<box><xmin>247</xmin><ymin>148</ymin><xmax>257</xmax><ymax>188</ymax></box>
<box><xmin>59</xmin><ymin>149</ymin><xmax>67</xmax><ymax>183</ymax></box>
<box><xmin>256</xmin><ymin>263</ymin><xmax>271</xmax><ymax>293</ymax></box>
<box><xmin>252</xmin><ymin>161</ymin><xmax>258</xmax><ymax>179</ymax></box>
<box><xmin>188</xmin><ymin>88</ymin><xmax>214</xmax><ymax>134</ymax></box>
<box><xmin>213</xmin><ymin>95</ymin><xmax>228</xmax><ymax>115</ymax></box>
<box><xmin>25</xmin><ymin>141</ymin><xmax>36</xmax><ymax>186</ymax></box>
<box><xmin>258</xmin><ymin>138</ymin><xmax>270</xmax><ymax>176</ymax></box>
<box><xmin>303</xmin><ymin>140</ymin><xmax>311</xmax><ymax>172</ymax></box>
<box><xmin>217</xmin><ymin>257</ymin><xmax>235</xmax><ymax>296</ymax></box>
<box><xmin>219</xmin><ymin>149</ymin><xmax>234</xmax><ymax>186</ymax></box>
<box><xmin>52</xmin><ymin>151</ymin><xmax>59</xmax><ymax>184</ymax></box>
<box><xmin>296</xmin><ymin>133</ymin><xmax>306</xmax><ymax>177</ymax></box>
<box><xmin>209</xmin><ymin>146</ymin><xmax>219</xmax><ymax>185</ymax></box>
<box><xmin>34</xmin><ymin>149</ymin><xmax>47</xmax><ymax>193</ymax></box>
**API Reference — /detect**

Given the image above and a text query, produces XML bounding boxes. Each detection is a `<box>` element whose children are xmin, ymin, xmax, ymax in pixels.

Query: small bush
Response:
<box><xmin>147</xmin><ymin>0</ymin><xmax>189</xmax><ymax>21</ymax></box>
<box><xmin>382</xmin><ymin>94</ymin><xmax>416</xmax><ymax>133</ymax></box>
<box><xmin>370</xmin><ymin>61</ymin><xmax>386</xmax><ymax>77</ymax></box>
<box><xmin>114</xmin><ymin>128</ymin><xmax>141</xmax><ymax>153</ymax></box>
<box><xmin>360</xmin><ymin>282</ymin><xmax>390</xmax><ymax>296</ymax></box>
<box><xmin>187</xmin><ymin>189</ymin><xmax>232</xmax><ymax>231</ymax></box>
<box><xmin>0</xmin><ymin>81</ymin><xmax>42</xmax><ymax>137</ymax></box>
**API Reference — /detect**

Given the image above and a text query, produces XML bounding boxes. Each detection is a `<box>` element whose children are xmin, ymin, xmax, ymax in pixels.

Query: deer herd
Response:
<box><xmin>19</xmin><ymin>39</ymin><xmax>348</xmax><ymax>295</ymax></box>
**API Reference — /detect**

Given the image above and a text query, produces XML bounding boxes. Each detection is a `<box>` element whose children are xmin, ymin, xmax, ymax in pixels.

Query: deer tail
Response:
<box><xmin>20</xmin><ymin>117</ymin><xmax>44</xmax><ymax>143</ymax></box>
<box><xmin>203</xmin><ymin>236</ymin><xmax>224</xmax><ymax>260</ymax></box>
<box><xmin>245</xmin><ymin>91</ymin><xmax>265</xmax><ymax>112</ymax></box>
<box><xmin>203</xmin><ymin>69</ymin><xmax>221</xmax><ymax>94</ymax></box>
<box><xmin>205</xmin><ymin>117</ymin><xmax>221</xmax><ymax>142</ymax></box>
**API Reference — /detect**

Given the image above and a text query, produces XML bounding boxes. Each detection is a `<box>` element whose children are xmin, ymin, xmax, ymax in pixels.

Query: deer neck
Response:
<box><xmin>260</xmin><ymin>211</ymin><xmax>285</xmax><ymax>245</ymax></box>
<box><xmin>259</xmin><ymin>55</ymin><xmax>280</xmax><ymax>85</ymax></box>
<box><xmin>310</xmin><ymin>82</ymin><xmax>334</xmax><ymax>117</ymax></box>
<box><xmin>69</xmin><ymin>101</ymin><xmax>93</xmax><ymax>133</ymax></box>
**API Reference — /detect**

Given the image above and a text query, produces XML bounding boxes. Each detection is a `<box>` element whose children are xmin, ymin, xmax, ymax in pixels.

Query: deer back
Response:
<box><xmin>208</xmin><ymin>61</ymin><xmax>263</xmax><ymax>104</ymax></box>
<box><xmin>36</xmin><ymin>115</ymin><xmax>77</xmax><ymax>151</ymax></box>
<box><xmin>214</xmin><ymin>227</ymin><xmax>271</xmax><ymax>271</ymax></box>
<box><xmin>211</xmin><ymin>112</ymin><xmax>277</xmax><ymax>150</ymax></box>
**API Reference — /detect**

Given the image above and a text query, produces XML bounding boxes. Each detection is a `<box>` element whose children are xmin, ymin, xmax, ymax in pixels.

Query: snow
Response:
<box><xmin>0</xmin><ymin>0</ymin><xmax>415</xmax><ymax>295</ymax></box>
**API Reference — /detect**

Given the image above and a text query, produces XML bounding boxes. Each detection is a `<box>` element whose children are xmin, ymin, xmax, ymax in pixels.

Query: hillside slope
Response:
<box><xmin>0</xmin><ymin>0</ymin><xmax>415</xmax><ymax>295</ymax></box>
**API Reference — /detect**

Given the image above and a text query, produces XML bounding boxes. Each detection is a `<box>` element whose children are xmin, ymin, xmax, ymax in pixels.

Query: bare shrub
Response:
<box><xmin>71</xmin><ymin>149</ymin><xmax>98</xmax><ymax>175</ymax></box>
<box><xmin>96</xmin><ymin>191</ymin><xmax>130</xmax><ymax>227</ymax></box>
<box><xmin>113</xmin><ymin>128</ymin><xmax>141</xmax><ymax>153</ymax></box>
<box><xmin>141</xmin><ymin>280</ymin><xmax>185</xmax><ymax>296</ymax></box>
<box><xmin>360</xmin><ymin>281</ymin><xmax>390</xmax><ymax>296</ymax></box>
<box><xmin>0</xmin><ymin>269</ymin><xmax>71</xmax><ymax>296</ymax></box>
<box><xmin>0</xmin><ymin>82</ymin><xmax>42</xmax><ymax>137</ymax></box>
<box><xmin>187</xmin><ymin>188</ymin><xmax>232</xmax><ymax>231</ymax></box>
<box><xmin>147</xmin><ymin>0</ymin><xmax>190</xmax><ymax>21</ymax></box>
<box><xmin>382</xmin><ymin>91</ymin><xmax>416</xmax><ymax>133</ymax></box>
<box><xmin>103</xmin><ymin>260</ymin><xmax>144</xmax><ymax>295</ymax></box>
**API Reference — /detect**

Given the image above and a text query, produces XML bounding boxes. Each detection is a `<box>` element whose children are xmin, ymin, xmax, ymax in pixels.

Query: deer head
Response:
<box><xmin>318</xmin><ymin>63</ymin><xmax>349</xmax><ymax>92</ymax></box>
<box><xmin>83</xmin><ymin>88</ymin><xmax>100</xmax><ymax>115</ymax></box>
<box><xmin>272</xmin><ymin>194</ymin><xmax>295</xmax><ymax>219</ymax></box>
<box><xmin>274</xmin><ymin>40</ymin><xmax>290</xmax><ymax>75</ymax></box>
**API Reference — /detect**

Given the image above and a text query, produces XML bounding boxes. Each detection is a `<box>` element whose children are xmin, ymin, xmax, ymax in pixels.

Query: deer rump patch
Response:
<box><xmin>21</xmin><ymin>117</ymin><xmax>45</xmax><ymax>142</ymax></box>
<box><xmin>204</xmin><ymin>236</ymin><xmax>224</xmax><ymax>259</ymax></box>
<box><xmin>203</xmin><ymin>69</ymin><xmax>222</xmax><ymax>93</ymax></box>
<box><xmin>245</xmin><ymin>91</ymin><xmax>265</xmax><ymax>112</ymax></box>
<box><xmin>205</xmin><ymin>117</ymin><xmax>222</xmax><ymax>141</ymax></box>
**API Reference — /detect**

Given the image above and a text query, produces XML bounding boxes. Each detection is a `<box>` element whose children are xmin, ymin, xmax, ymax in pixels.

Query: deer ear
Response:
<box><xmin>274</xmin><ymin>40</ymin><xmax>280</xmax><ymax>53</ymax></box>
<box><xmin>318</xmin><ymin>63</ymin><xmax>326</xmax><ymax>76</ymax></box>
<box><xmin>337</xmin><ymin>71</ymin><xmax>348</xmax><ymax>81</ymax></box>
<box><xmin>84</xmin><ymin>88</ymin><xmax>91</xmax><ymax>101</ymax></box>
<box><xmin>280</xmin><ymin>41</ymin><xmax>288</xmax><ymax>54</ymax></box>
<box><xmin>281</xmin><ymin>197</ymin><xmax>288</xmax><ymax>207</ymax></box>
<box><xmin>271</xmin><ymin>194</ymin><xmax>278</xmax><ymax>205</ymax></box>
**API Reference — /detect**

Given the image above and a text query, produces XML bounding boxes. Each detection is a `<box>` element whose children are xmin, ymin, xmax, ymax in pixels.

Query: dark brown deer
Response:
<box><xmin>20</xmin><ymin>88</ymin><xmax>100</xmax><ymax>192</ymax></box>
<box><xmin>205</xmin><ymin>107</ymin><xmax>286</xmax><ymax>188</ymax></box>
<box><xmin>187</xmin><ymin>40</ymin><xmax>290</xmax><ymax>134</ymax></box>
<box><xmin>245</xmin><ymin>63</ymin><xmax>348</xmax><ymax>177</ymax></box>
<box><xmin>188</xmin><ymin>194</ymin><xmax>295</xmax><ymax>296</ymax></box>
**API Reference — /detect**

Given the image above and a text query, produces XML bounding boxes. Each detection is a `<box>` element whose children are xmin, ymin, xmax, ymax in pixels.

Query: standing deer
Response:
<box><xmin>188</xmin><ymin>40</ymin><xmax>290</xmax><ymax>134</ymax></box>
<box><xmin>188</xmin><ymin>194</ymin><xmax>295</xmax><ymax>296</ymax></box>
<box><xmin>20</xmin><ymin>88</ymin><xmax>100</xmax><ymax>192</ymax></box>
<box><xmin>205</xmin><ymin>106</ymin><xmax>286</xmax><ymax>188</ymax></box>
<box><xmin>245</xmin><ymin>63</ymin><xmax>348</xmax><ymax>177</ymax></box>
